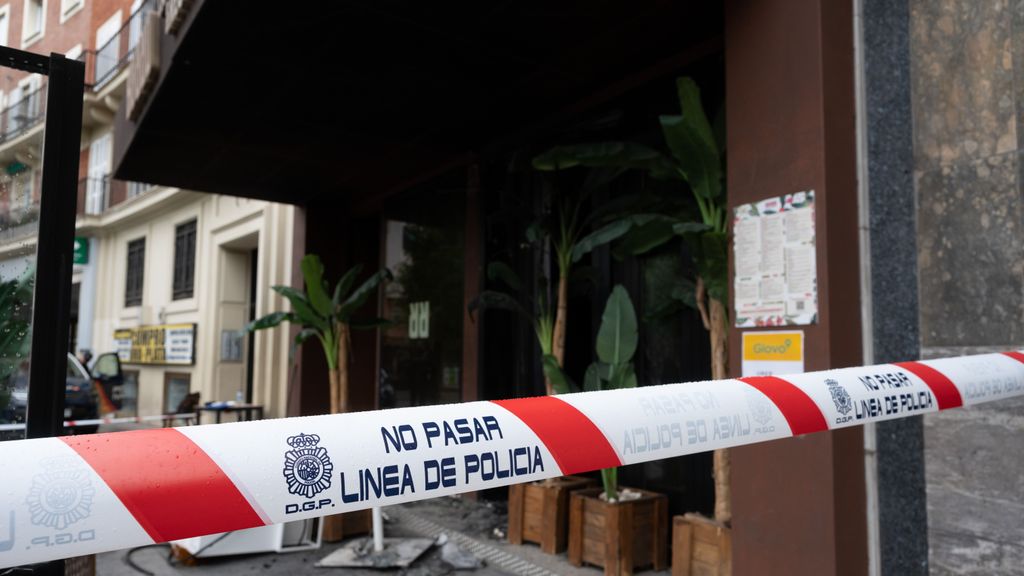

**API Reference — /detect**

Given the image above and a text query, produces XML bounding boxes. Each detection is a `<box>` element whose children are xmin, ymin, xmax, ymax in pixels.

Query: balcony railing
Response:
<box><xmin>80</xmin><ymin>175</ymin><xmax>156</xmax><ymax>215</ymax></box>
<box><xmin>77</xmin><ymin>0</ymin><xmax>158</xmax><ymax>89</ymax></box>
<box><xmin>0</xmin><ymin>84</ymin><xmax>47</xmax><ymax>145</ymax></box>
<box><xmin>0</xmin><ymin>205</ymin><xmax>39</xmax><ymax>244</ymax></box>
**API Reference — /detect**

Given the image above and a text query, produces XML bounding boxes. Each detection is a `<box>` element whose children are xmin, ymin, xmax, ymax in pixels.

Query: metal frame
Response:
<box><xmin>0</xmin><ymin>45</ymin><xmax>85</xmax><ymax>575</ymax></box>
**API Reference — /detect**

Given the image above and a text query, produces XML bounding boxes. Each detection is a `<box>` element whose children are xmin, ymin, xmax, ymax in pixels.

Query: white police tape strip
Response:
<box><xmin>0</xmin><ymin>413</ymin><xmax>198</xmax><ymax>432</ymax></box>
<box><xmin>0</xmin><ymin>350</ymin><xmax>1022</xmax><ymax>568</ymax></box>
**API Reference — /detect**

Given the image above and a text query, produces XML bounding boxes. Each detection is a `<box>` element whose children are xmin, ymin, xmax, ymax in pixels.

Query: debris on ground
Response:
<box><xmin>440</xmin><ymin>541</ymin><xmax>483</xmax><ymax>570</ymax></box>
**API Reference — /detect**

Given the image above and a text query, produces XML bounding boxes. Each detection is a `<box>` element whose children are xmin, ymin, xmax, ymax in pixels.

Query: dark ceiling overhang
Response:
<box><xmin>113</xmin><ymin>0</ymin><xmax>722</xmax><ymax>207</ymax></box>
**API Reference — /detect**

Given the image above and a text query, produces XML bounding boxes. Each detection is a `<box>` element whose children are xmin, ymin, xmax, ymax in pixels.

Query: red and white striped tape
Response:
<box><xmin>0</xmin><ymin>413</ymin><xmax>198</xmax><ymax>432</ymax></box>
<box><xmin>1</xmin><ymin>351</ymin><xmax>1022</xmax><ymax>567</ymax></box>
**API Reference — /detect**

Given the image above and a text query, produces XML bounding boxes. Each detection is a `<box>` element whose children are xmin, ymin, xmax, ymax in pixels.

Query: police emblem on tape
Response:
<box><xmin>283</xmin><ymin>433</ymin><xmax>333</xmax><ymax>498</ymax></box>
<box><xmin>26</xmin><ymin>457</ymin><xmax>94</xmax><ymax>530</ymax></box>
<box><xmin>827</xmin><ymin>378</ymin><xmax>853</xmax><ymax>415</ymax></box>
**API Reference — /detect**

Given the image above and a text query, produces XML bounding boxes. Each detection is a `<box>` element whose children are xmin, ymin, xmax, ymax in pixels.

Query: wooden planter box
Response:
<box><xmin>321</xmin><ymin>509</ymin><xmax>373</xmax><ymax>543</ymax></box>
<box><xmin>672</xmin><ymin>513</ymin><xmax>731</xmax><ymax>576</ymax></box>
<box><xmin>508</xmin><ymin>475</ymin><xmax>597</xmax><ymax>553</ymax></box>
<box><xmin>568</xmin><ymin>487</ymin><xmax>668</xmax><ymax>576</ymax></box>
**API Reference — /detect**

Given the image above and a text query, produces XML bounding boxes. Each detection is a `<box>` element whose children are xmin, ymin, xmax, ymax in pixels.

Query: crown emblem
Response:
<box><xmin>287</xmin><ymin>433</ymin><xmax>321</xmax><ymax>449</ymax></box>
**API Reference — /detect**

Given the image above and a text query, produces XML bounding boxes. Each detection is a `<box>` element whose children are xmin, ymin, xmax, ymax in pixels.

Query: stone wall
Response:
<box><xmin>908</xmin><ymin>0</ymin><xmax>1024</xmax><ymax>573</ymax></box>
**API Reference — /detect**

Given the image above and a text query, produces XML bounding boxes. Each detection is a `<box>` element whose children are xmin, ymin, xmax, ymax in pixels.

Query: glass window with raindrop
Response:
<box><xmin>0</xmin><ymin>73</ymin><xmax>45</xmax><ymax>441</ymax></box>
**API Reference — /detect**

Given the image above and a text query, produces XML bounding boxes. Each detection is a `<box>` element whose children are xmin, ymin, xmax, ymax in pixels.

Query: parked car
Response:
<box><xmin>0</xmin><ymin>352</ymin><xmax>122</xmax><ymax>437</ymax></box>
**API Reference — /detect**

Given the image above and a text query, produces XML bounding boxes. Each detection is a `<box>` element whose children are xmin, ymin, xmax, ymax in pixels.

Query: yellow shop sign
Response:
<box><xmin>741</xmin><ymin>331</ymin><xmax>804</xmax><ymax>376</ymax></box>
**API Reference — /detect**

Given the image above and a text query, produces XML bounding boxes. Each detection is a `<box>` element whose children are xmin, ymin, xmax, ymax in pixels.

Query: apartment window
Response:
<box><xmin>21</xmin><ymin>0</ymin><xmax>44</xmax><ymax>46</ymax></box>
<box><xmin>0</xmin><ymin>5</ymin><xmax>10</xmax><ymax>46</ymax></box>
<box><xmin>125</xmin><ymin>237</ymin><xmax>145</xmax><ymax>307</ymax></box>
<box><xmin>60</xmin><ymin>0</ymin><xmax>81</xmax><ymax>22</ymax></box>
<box><xmin>172</xmin><ymin>219</ymin><xmax>196</xmax><ymax>300</ymax></box>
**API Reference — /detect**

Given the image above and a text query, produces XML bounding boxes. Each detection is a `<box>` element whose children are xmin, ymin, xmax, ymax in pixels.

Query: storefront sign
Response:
<box><xmin>733</xmin><ymin>190</ymin><xmax>818</xmax><ymax>327</ymax></box>
<box><xmin>114</xmin><ymin>323</ymin><xmax>196</xmax><ymax>365</ymax></box>
<box><xmin>742</xmin><ymin>330</ymin><xmax>804</xmax><ymax>377</ymax></box>
<box><xmin>73</xmin><ymin>237</ymin><xmax>89</xmax><ymax>264</ymax></box>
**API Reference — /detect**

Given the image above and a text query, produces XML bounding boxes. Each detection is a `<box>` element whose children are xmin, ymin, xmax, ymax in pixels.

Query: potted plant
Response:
<box><xmin>470</xmin><ymin>262</ymin><xmax>597</xmax><ymax>554</ymax></box>
<box><xmin>248</xmin><ymin>254</ymin><xmax>391</xmax><ymax>542</ymax></box>
<box><xmin>547</xmin><ymin>285</ymin><xmax>668</xmax><ymax>575</ymax></box>
<box><xmin>534</xmin><ymin>77</ymin><xmax>731</xmax><ymax>575</ymax></box>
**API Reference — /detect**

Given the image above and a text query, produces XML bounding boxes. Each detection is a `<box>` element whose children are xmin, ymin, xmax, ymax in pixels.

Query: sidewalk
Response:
<box><xmin>97</xmin><ymin>495</ymin><xmax>671</xmax><ymax>575</ymax></box>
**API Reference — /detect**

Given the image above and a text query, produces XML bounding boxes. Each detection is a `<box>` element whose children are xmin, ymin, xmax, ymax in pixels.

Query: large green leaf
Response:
<box><xmin>247</xmin><ymin>311</ymin><xmax>298</xmax><ymax>332</ymax></box>
<box><xmin>467</xmin><ymin>290</ymin><xmax>532</xmax><ymax>325</ymax></box>
<box><xmin>608</xmin><ymin>363</ymin><xmax>638</xmax><ymax>390</ymax></box>
<box><xmin>583</xmin><ymin>361</ymin><xmax>610</xmax><ymax>392</ymax></box>
<box><xmin>676</xmin><ymin>78</ymin><xmax>717</xmax><ymax>151</ymax></box>
<box><xmin>487</xmin><ymin>262</ymin><xmax>523</xmax><ymax>293</ymax></box>
<box><xmin>543</xmin><ymin>355</ymin><xmax>576</xmax><ymax>395</ymax></box>
<box><xmin>595</xmin><ymin>285</ymin><xmax>638</xmax><ymax>365</ymax></box>
<box><xmin>333</xmin><ymin>264</ymin><xmax>364</xmax><ymax>309</ymax></box>
<box><xmin>532</xmin><ymin>142</ymin><xmax>679</xmax><ymax>180</ymax></box>
<box><xmin>643</xmin><ymin>278</ymin><xmax>698</xmax><ymax>321</ymax></box>
<box><xmin>350</xmin><ymin>318</ymin><xmax>396</xmax><ymax>330</ymax></box>
<box><xmin>673</xmin><ymin>221</ymin><xmax>712</xmax><ymax>236</ymax></box>
<box><xmin>612</xmin><ymin>218</ymin><xmax>676</xmax><ymax>259</ymax></box>
<box><xmin>570</xmin><ymin>219</ymin><xmax>632</xmax><ymax>263</ymax></box>
<box><xmin>338</xmin><ymin>268</ymin><xmax>392</xmax><ymax>320</ymax></box>
<box><xmin>271</xmin><ymin>286</ymin><xmax>327</xmax><ymax>331</ymax></box>
<box><xmin>660</xmin><ymin>115</ymin><xmax>721</xmax><ymax>201</ymax></box>
<box><xmin>301</xmin><ymin>255</ymin><xmax>333</xmax><ymax>317</ymax></box>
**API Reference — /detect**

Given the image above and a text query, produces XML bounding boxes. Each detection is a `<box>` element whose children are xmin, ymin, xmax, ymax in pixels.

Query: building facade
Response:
<box><xmin>0</xmin><ymin>0</ymin><xmax>296</xmax><ymax>422</ymax></box>
<box><xmin>1</xmin><ymin>0</ymin><xmax>1018</xmax><ymax>574</ymax></box>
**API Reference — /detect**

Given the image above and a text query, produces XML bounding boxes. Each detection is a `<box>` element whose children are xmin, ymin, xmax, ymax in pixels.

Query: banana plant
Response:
<box><xmin>247</xmin><ymin>254</ymin><xmax>391</xmax><ymax>415</ymax></box>
<box><xmin>533</xmin><ymin>77</ymin><xmax>733</xmax><ymax>522</ymax></box>
<box><xmin>545</xmin><ymin>285</ymin><xmax>637</xmax><ymax>501</ymax></box>
<box><xmin>468</xmin><ymin>261</ymin><xmax>555</xmax><ymax>362</ymax></box>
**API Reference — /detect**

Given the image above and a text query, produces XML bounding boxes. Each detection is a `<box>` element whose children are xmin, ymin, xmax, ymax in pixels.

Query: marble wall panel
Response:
<box><xmin>916</xmin><ymin>152</ymin><xmax>1024</xmax><ymax>347</ymax></box>
<box><xmin>910</xmin><ymin>0</ymin><xmax>1016</xmax><ymax>169</ymax></box>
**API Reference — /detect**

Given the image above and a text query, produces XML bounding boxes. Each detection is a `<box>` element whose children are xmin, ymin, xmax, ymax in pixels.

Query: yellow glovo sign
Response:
<box><xmin>741</xmin><ymin>331</ymin><xmax>804</xmax><ymax>376</ymax></box>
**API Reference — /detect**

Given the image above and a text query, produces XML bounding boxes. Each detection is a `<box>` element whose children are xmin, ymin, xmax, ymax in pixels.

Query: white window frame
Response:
<box><xmin>64</xmin><ymin>42</ymin><xmax>81</xmax><ymax>60</ymax></box>
<box><xmin>8</xmin><ymin>74</ymin><xmax>41</xmax><ymax>135</ymax></box>
<box><xmin>59</xmin><ymin>0</ymin><xmax>82</xmax><ymax>23</ymax></box>
<box><xmin>20</xmin><ymin>0</ymin><xmax>45</xmax><ymax>48</ymax></box>
<box><xmin>0</xmin><ymin>5</ymin><xmax>11</xmax><ymax>47</ymax></box>
<box><xmin>93</xmin><ymin>10</ymin><xmax>121</xmax><ymax>86</ymax></box>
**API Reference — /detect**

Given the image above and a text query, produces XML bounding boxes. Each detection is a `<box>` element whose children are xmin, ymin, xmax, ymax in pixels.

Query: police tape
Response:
<box><xmin>1</xmin><ymin>350</ymin><xmax>1023</xmax><ymax>567</ymax></box>
<box><xmin>0</xmin><ymin>413</ymin><xmax>198</xmax><ymax>432</ymax></box>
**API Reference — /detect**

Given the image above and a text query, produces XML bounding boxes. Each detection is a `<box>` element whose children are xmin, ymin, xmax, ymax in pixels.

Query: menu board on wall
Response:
<box><xmin>114</xmin><ymin>323</ymin><xmax>196</xmax><ymax>365</ymax></box>
<box><xmin>733</xmin><ymin>190</ymin><xmax>817</xmax><ymax>327</ymax></box>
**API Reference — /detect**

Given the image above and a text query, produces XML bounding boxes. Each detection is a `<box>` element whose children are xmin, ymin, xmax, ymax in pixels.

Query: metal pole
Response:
<box><xmin>19</xmin><ymin>50</ymin><xmax>85</xmax><ymax>576</ymax></box>
<box><xmin>372</xmin><ymin>507</ymin><xmax>384</xmax><ymax>552</ymax></box>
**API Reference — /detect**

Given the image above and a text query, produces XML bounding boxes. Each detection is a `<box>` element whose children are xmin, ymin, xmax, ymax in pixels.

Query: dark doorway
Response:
<box><xmin>378</xmin><ymin>180</ymin><xmax>466</xmax><ymax>409</ymax></box>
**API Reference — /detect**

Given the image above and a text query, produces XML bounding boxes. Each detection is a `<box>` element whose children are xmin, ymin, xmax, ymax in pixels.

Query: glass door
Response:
<box><xmin>379</xmin><ymin>187</ymin><xmax>465</xmax><ymax>408</ymax></box>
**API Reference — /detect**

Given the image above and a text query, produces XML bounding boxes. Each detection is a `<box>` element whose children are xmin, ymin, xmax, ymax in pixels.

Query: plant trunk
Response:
<box><xmin>549</xmin><ymin>273</ymin><xmax>569</xmax><ymax>395</ymax></box>
<box><xmin>709</xmin><ymin>296</ymin><xmax>730</xmax><ymax>525</ymax></box>
<box><xmin>328</xmin><ymin>369</ymin><xmax>340</xmax><ymax>415</ymax></box>
<box><xmin>336</xmin><ymin>323</ymin><xmax>350</xmax><ymax>414</ymax></box>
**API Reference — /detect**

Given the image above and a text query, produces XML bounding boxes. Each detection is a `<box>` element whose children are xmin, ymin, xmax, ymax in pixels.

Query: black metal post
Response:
<box><xmin>18</xmin><ymin>51</ymin><xmax>84</xmax><ymax>576</ymax></box>
<box><xmin>26</xmin><ymin>53</ymin><xmax>84</xmax><ymax>439</ymax></box>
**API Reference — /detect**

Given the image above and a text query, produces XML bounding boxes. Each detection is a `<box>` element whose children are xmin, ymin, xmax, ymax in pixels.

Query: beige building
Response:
<box><xmin>80</xmin><ymin>190</ymin><xmax>296</xmax><ymax>419</ymax></box>
<box><xmin>0</xmin><ymin>0</ymin><xmax>297</xmax><ymax>421</ymax></box>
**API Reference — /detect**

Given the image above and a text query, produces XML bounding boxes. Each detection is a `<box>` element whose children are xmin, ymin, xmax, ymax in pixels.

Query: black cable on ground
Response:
<box><xmin>124</xmin><ymin>543</ymin><xmax>166</xmax><ymax>575</ymax></box>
